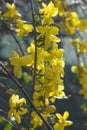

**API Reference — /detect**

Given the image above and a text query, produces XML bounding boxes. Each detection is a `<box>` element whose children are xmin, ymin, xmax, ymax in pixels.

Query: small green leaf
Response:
<box><xmin>0</xmin><ymin>116</ymin><xmax>3</xmax><ymax>123</ymax></box>
<box><xmin>23</xmin><ymin>72</ymin><xmax>30</xmax><ymax>84</ymax></box>
<box><xmin>4</xmin><ymin>123</ymin><xmax>12</xmax><ymax>130</ymax></box>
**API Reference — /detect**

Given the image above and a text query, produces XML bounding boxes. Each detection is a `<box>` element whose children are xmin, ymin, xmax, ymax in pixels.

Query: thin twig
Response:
<box><xmin>27</xmin><ymin>0</ymin><xmax>38</xmax><ymax>129</ymax></box>
<box><xmin>1</xmin><ymin>116</ymin><xmax>19</xmax><ymax>129</ymax></box>
<box><xmin>0</xmin><ymin>20</ymin><xmax>24</xmax><ymax>56</ymax></box>
<box><xmin>29</xmin><ymin>0</ymin><xmax>37</xmax><ymax>90</ymax></box>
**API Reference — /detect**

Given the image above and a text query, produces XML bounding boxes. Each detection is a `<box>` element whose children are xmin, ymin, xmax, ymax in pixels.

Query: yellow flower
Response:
<box><xmin>36</xmin><ymin>25</ymin><xmax>60</xmax><ymax>49</ymax></box>
<box><xmin>54</xmin><ymin>111</ymin><xmax>73</xmax><ymax>130</ymax></box>
<box><xmin>50</xmin><ymin>43</ymin><xmax>64</xmax><ymax>62</ymax></box>
<box><xmin>70</xmin><ymin>38</ymin><xmax>80</xmax><ymax>45</ymax></box>
<box><xmin>8</xmin><ymin>94</ymin><xmax>28</xmax><ymax>124</ymax></box>
<box><xmin>16</xmin><ymin>20</ymin><xmax>33</xmax><ymax>36</ymax></box>
<box><xmin>9</xmin><ymin>51</ymin><xmax>32</xmax><ymax>78</ymax></box>
<box><xmin>60</xmin><ymin>11</ymin><xmax>80</xmax><ymax>35</ymax></box>
<box><xmin>68</xmin><ymin>12</ymin><xmax>80</xmax><ymax>27</ymax></box>
<box><xmin>9</xmin><ymin>51</ymin><xmax>22</xmax><ymax>78</ymax></box>
<box><xmin>40</xmin><ymin>1</ymin><xmax>58</xmax><ymax>17</ymax></box>
<box><xmin>30</xmin><ymin>111</ymin><xmax>43</xmax><ymax>130</ymax></box>
<box><xmin>4</xmin><ymin>3</ymin><xmax>20</xmax><ymax>19</ymax></box>
<box><xmin>54</xmin><ymin>0</ymin><xmax>67</xmax><ymax>16</ymax></box>
<box><xmin>81</xmin><ymin>104</ymin><xmax>87</xmax><ymax>112</ymax></box>
<box><xmin>33</xmin><ymin>92</ymin><xmax>44</xmax><ymax>107</ymax></box>
<box><xmin>27</xmin><ymin>42</ymin><xmax>49</xmax><ymax>68</ymax></box>
<box><xmin>77</xmin><ymin>19</ymin><xmax>87</xmax><ymax>32</ymax></box>
<box><xmin>50</xmin><ymin>85</ymin><xmax>65</xmax><ymax>97</ymax></box>
<box><xmin>79</xmin><ymin>40</ymin><xmax>87</xmax><ymax>53</ymax></box>
<box><xmin>39</xmin><ymin>1</ymin><xmax>58</xmax><ymax>24</ymax></box>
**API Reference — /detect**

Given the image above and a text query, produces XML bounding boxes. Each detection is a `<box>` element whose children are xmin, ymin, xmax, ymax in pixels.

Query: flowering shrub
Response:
<box><xmin>0</xmin><ymin>0</ymin><xmax>87</xmax><ymax>130</ymax></box>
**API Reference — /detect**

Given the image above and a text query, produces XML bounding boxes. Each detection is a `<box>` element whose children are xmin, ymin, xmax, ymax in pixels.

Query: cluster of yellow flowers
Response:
<box><xmin>1</xmin><ymin>1</ymin><xmax>74</xmax><ymax>130</ymax></box>
<box><xmin>70</xmin><ymin>38</ymin><xmax>87</xmax><ymax>54</ymax></box>
<box><xmin>3</xmin><ymin>3</ymin><xmax>33</xmax><ymax>36</ymax></box>
<box><xmin>54</xmin><ymin>0</ymin><xmax>87</xmax><ymax>35</ymax></box>
<box><xmin>8</xmin><ymin>94</ymin><xmax>28</xmax><ymax>124</ymax></box>
<box><xmin>54</xmin><ymin>0</ymin><xmax>87</xmax><ymax>116</ymax></box>
<box><xmin>72</xmin><ymin>63</ymin><xmax>87</xmax><ymax>100</ymax></box>
<box><xmin>71</xmin><ymin>63</ymin><xmax>87</xmax><ymax>113</ymax></box>
<box><xmin>47</xmin><ymin>1</ymin><xmax>87</xmax><ymax>119</ymax></box>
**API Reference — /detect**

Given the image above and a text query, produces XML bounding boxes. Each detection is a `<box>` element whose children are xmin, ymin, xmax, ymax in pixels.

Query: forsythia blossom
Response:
<box><xmin>39</xmin><ymin>1</ymin><xmax>58</xmax><ymax>24</ymax></box>
<box><xmin>4</xmin><ymin>3</ymin><xmax>20</xmax><ymax>19</ymax></box>
<box><xmin>3</xmin><ymin>3</ymin><xmax>33</xmax><ymax>37</ymax></box>
<box><xmin>2</xmin><ymin>1</ymin><xmax>74</xmax><ymax>130</ymax></box>
<box><xmin>36</xmin><ymin>25</ymin><xmax>60</xmax><ymax>49</ymax></box>
<box><xmin>53</xmin><ymin>111</ymin><xmax>73</xmax><ymax>130</ymax></box>
<box><xmin>9</xmin><ymin>51</ymin><xmax>32</xmax><ymax>78</ymax></box>
<box><xmin>16</xmin><ymin>20</ymin><xmax>33</xmax><ymax>36</ymax></box>
<box><xmin>8</xmin><ymin>94</ymin><xmax>28</xmax><ymax>124</ymax></box>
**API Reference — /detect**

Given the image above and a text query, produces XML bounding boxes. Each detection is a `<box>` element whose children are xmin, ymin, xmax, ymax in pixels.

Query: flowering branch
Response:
<box><xmin>0</xmin><ymin>62</ymin><xmax>53</xmax><ymax>130</ymax></box>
